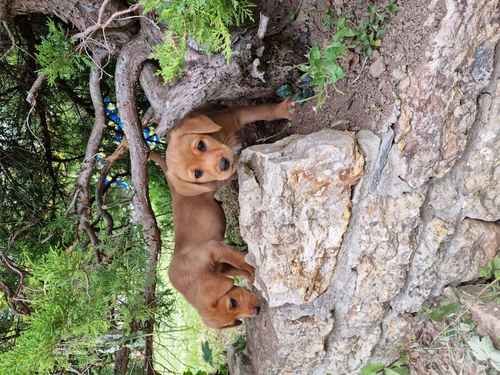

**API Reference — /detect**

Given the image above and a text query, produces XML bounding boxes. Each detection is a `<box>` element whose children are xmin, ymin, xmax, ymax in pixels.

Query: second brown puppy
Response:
<box><xmin>150</xmin><ymin>153</ymin><xmax>259</xmax><ymax>329</ymax></box>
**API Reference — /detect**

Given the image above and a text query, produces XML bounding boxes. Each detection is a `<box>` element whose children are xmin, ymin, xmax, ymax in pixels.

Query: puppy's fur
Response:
<box><xmin>150</xmin><ymin>153</ymin><xmax>259</xmax><ymax>329</ymax></box>
<box><xmin>166</xmin><ymin>100</ymin><xmax>295</xmax><ymax>196</ymax></box>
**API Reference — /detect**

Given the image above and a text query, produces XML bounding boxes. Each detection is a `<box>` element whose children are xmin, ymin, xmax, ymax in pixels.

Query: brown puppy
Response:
<box><xmin>150</xmin><ymin>153</ymin><xmax>259</xmax><ymax>329</ymax></box>
<box><xmin>166</xmin><ymin>99</ymin><xmax>295</xmax><ymax>196</ymax></box>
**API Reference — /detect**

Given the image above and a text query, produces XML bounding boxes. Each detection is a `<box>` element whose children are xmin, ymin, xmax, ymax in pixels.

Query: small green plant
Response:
<box><xmin>361</xmin><ymin>352</ymin><xmax>409</xmax><ymax>375</ymax></box>
<box><xmin>183</xmin><ymin>363</ymin><xmax>228</xmax><ymax>375</ymax></box>
<box><xmin>427</xmin><ymin>302</ymin><xmax>460</xmax><ymax>322</ymax></box>
<box><xmin>298</xmin><ymin>17</ymin><xmax>355</xmax><ymax>106</ymax></box>
<box><xmin>355</xmin><ymin>1</ymin><xmax>399</xmax><ymax>57</ymax></box>
<box><xmin>36</xmin><ymin>19</ymin><xmax>89</xmax><ymax>85</ymax></box>
<box><xmin>480</xmin><ymin>256</ymin><xmax>500</xmax><ymax>280</ymax></box>
<box><xmin>300</xmin><ymin>2</ymin><xmax>399</xmax><ymax>106</ymax></box>
<box><xmin>152</xmin><ymin>32</ymin><xmax>187</xmax><ymax>83</ymax></box>
<box><xmin>141</xmin><ymin>0</ymin><xmax>254</xmax><ymax>82</ymax></box>
<box><xmin>232</xmin><ymin>335</ymin><xmax>246</xmax><ymax>352</ymax></box>
<box><xmin>322</xmin><ymin>8</ymin><xmax>336</xmax><ymax>29</ymax></box>
<box><xmin>201</xmin><ymin>340</ymin><xmax>214</xmax><ymax>366</ymax></box>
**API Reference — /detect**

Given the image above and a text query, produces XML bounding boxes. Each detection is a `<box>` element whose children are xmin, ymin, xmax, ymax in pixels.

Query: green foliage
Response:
<box><xmin>480</xmin><ymin>256</ymin><xmax>500</xmax><ymax>280</ymax></box>
<box><xmin>321</xmin><ymin>8</ymin><xmax>336</xmax><ymax>29</ymax></box>
<box><xmin>299</xmin><ymin>17</ymin><xmax>354</xmax><ymax>106</ymax></box>
<box><xmin>355</xmin><ymin>1</ymin><xmax>399</xmax><ymax>57</ymax></box>
<box><xmin>141</xmin><ymin>0</ymin><xmax>254</xmax><ymax>82</ymax></box>
<box><xmin>361</xmin><ymin>363</ymin><xmax>385</xmax><ymax>375</ymax></box>
<box><xmin>300</xmin><ymin>2</ymin><xmax>399</xmax><ymax>105</ymax></box>
<box><xmin>0</xmin><ymin>237</ymin><xmax>151</xmax><ymax>374</ymax></box>
<box><xmin>35</xmin><ymin>19</ymin><xmax>90</xmax><ymax>86</ymax></box>
<box><xmin>428</xmin><ymin>302</ymin><xmax>460</xmax><ymax>322</ymax></box>
<box><xmin>183</xmin><ymin>363</ymin><xmax>228</xmax><ymax>375</ymax></box>
<box><xmin>361</xmin><ymin>353</ymin><xmax>409</xmax><ymax>375</ymax></box>
<box><xmin>152</xmin><ymin>32</ymin><xmax>187</xmax><ymax>83</ymax></box>
<box><xmin>232</xmin><ymin>335</ymin><xmax>246</xmax><ymax>353</ymax></box>
<box><xmin>201</xmin><ymin>340</ymin><xmax>214</xmax><ymax>366</ymax></box>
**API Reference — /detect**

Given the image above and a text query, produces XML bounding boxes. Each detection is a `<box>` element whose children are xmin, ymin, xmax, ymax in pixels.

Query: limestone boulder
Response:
<box><xmin>239</xmin><ymin>130</ymin><xmax>363</xmax><ymax>308</ymax></box>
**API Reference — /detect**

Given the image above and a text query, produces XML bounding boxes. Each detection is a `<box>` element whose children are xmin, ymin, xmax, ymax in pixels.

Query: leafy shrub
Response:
<box><xmin>355</xmin><ymin>1</ymin><xmax>399</xmax><ymax>57</ymax></box>
<box><xmin>36</xmin><ymin>20</ymin><xmax>90</xmax><ymax>86</ymax></box>
<box><xmin>141</xmin><ymin>0</ymin><xmax>254</xmax><ymax>82</ymax></box>
<box><xmin>0</xmin><ymin>237</ymin><xmax>152</xmax><ymax>374</ymax></box>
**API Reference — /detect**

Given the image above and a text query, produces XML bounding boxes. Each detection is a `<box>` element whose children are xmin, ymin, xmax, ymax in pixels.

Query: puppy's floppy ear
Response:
<box><xmin>167</xmin><ymin>171</ymin><xmax>219</xmax><ymax>197</ymax></box>
<box><xmin>177</xmin><ymin>115</ymin><xmax>222</xmax><ymax>135</ymax></box>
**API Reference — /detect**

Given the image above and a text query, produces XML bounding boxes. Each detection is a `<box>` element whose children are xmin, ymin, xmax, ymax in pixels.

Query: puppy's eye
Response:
<box><xmin>229</xmin><ymin>297</ymin><xmax>238</xmax><ymax>309</ymax></box>
<box><xmin>197</xmin><ymin>140</ymin><xmax>207</xmax><ymax>152</ymax></box>
<box><xmin>194</xmin><ymin>169</ymin><xmax>203</xmax><ymax>179</ymax></box>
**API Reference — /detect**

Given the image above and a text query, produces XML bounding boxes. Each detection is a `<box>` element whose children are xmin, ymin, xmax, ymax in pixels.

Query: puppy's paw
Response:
<box><xmin>275</xmin><ymin>98</ymin><xmax>296</xmax><ymax>120</ymax></box>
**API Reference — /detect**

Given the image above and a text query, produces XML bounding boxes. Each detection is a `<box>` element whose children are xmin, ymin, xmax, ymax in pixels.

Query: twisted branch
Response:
<box><xmin>72</xmin><ymin>1</ymin><xmax>142</xmax><ymax>43</ymax></box>
<box><xmin>75</xmin><ymin>51</ymin><xmax>107</xmax><ymax>253</ymax></box>
<box><xmin>115</xmin><ymin>34</ymin><xmax>160</xmax><ymax>375</ymax></box>
<box><xmin>0</xmin><ymin>251</ymin><xmax>31</xmax><ymax>315</ymax></box>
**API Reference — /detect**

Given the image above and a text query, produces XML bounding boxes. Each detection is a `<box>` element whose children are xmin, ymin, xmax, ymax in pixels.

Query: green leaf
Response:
<box><xmin>309</xmin><ymin>45</ymin><xmax>322</xmax><ymax>62</ymax></box>
<box><xmin>201</xmin><ymin>340</ymin><xmax>213</xmax><ymax>366</ymax></box>
<box><xmin>385</xmin><ymin>367</ymin><xmax>409</xmax><ymax>375</ymax></box>
<box><xmin>386</xmin><ymin>1</ymin><xmax>399</xmax><ymax>14</ymax></box>
<box><xmin>429</xmin><ymin>303</ymin><xmax>460</xmax><ymax>321</ymax></box>
<box><xmin>480</xmin><ymin>256</ymin><xmax>500</xmax><ymax>279</ymax></box>
<box><xmin>361</xmin><ymin>362</ymin><xmax>385</xmax><ymax>375</ymax></box>
<box><xmin>480</xmin><ymin>262</ymin><xmax>494</xmax><ymax>278</ymax></box>
<box><xmin>218</xmin><ymin>364</ymin><xmax>229</xmax><ymax>375</ymax></box>
<box><xmin>494</xmin><ymin>257</ymin><xmax>500</xmax><ymax>269</ymax></box>
<box><xmin>326</xmin><ymin>64</ymin><xmax>345</xmax><ymax>83</ymax></box>
<box><xmin>233</xmin><ymin>335</ymin><xmax>247</xmax><ymax>352</ymax></box>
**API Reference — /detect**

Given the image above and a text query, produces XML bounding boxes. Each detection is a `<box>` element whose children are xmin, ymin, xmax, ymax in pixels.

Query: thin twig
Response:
<box><xmin>26</xmin><ymin>73</ymin><xmax>46</xmax><ymax>106</ymax></box>
<box><xmin>72</xmin><ymin>3</ymin><xmax>142</xmax><ymax>42</ymax></box>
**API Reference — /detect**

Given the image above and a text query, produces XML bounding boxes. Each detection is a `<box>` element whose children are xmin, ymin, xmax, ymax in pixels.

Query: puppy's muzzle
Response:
<box><xmin>219</xmin><ymin>157</ymin><xmax>231</xmax><ymax>171</ymax></box>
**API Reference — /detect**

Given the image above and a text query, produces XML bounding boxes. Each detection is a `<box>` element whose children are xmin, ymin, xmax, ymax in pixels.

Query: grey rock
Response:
<box><xmin>472</xmin><ymin>42</ymin><xmax>496</xmax><ymax>83</ymax></box>
<box><xmin>239</xmin><ymin>130</ymin><xmax>364</xmax><ymax>307</ymax></box>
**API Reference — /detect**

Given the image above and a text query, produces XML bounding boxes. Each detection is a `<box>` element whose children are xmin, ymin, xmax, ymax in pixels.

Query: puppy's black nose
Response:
<box><xmin>255</xmin><ymin>306</ymin><xmax>261</xmax><ymax>315</ymax></box>
<box><xmin>219</xmin><ymin>157</ymin><xmax>230</xmax><ymax>171</ymax></box>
